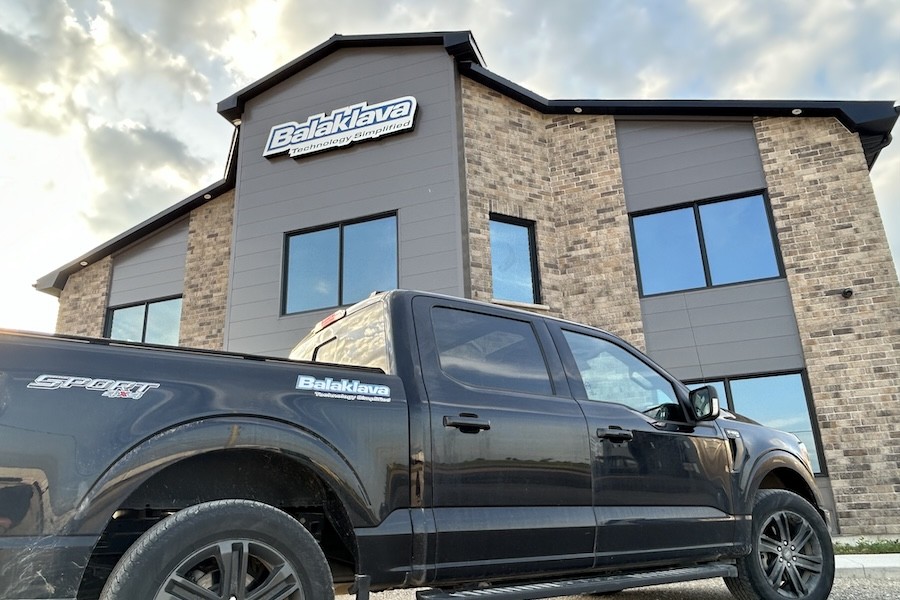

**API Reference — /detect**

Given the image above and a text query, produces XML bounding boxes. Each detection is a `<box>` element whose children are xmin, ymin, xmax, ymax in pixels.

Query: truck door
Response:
<box><xmin>412</xmin><ymin>296</ymin><xmax>594</xmax><ymax>582</ymax></box>
<box><xmin>550</xmin><ymin>324</ymin><xmax>740</xmax><ymax>568</ymax></box>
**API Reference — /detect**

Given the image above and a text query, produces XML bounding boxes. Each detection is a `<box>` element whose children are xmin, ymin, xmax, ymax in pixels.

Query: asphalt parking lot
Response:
<box><xmin>340</xmin><ymin>574</ymin><xmax>899</xmax><ymax>600</ymax></box>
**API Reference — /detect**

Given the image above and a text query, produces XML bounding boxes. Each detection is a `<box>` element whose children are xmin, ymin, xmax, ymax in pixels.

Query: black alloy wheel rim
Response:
<box><xmin>155</xmin><ymin>539</ymin><xmax>305</xmax><ymax>600</ymax></box>
<box><xmin>756</xmin><ymin>509</ymin><xmax>824</xmax><ymax>598</ymax></box>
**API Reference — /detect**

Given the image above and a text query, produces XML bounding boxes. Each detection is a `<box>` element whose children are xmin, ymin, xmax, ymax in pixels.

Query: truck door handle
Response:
<box><xmin>597</xmin><ymin>426</ymin><xmax>634</xmax><ymax>443</ymax></box>
<box><xmin>443</xmin><ymin>414</ymin><xmax>491</xmax><ymax>433</ymax></box>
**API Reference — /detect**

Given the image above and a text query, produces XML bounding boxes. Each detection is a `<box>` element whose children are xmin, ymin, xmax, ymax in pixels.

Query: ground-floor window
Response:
<box><xmin>686</xmin><ymin>371</ymin><xmax>823</xmax><ymax>474</ymax></box>
<box><xmin>106</xmin><ymin>296</ymin><xmax>182</xmax><ymax>345</ymax></box>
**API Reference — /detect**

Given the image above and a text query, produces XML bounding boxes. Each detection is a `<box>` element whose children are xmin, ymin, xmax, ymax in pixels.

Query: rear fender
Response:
<box><xmin>67</xmin><ymin>416</ymin><xmax>375</xmax><ymax>535</ymax></box>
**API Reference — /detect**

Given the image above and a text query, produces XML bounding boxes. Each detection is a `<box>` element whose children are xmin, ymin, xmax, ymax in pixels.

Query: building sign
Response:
<box><xmin>263</xmin><ymin>96</ymin><xmax>417</xmax><ymax>159</ymax></box>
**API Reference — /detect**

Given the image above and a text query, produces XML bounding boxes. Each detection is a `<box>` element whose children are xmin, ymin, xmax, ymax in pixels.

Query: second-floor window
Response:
<box><xmin>632</xmin><ymin>193</ymin><xmax>781</xmax><ymax>296</ymax></box>
<box><xmin>284</xmin><ymin>214</ymin><xmax>397</xmax><ymax>314</ymax></box>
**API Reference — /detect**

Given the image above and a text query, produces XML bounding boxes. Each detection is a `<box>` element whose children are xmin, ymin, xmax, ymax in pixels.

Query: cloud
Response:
<box><xmin>0</xmin><ymin>0</ymin><xmax>228</xmax><ymax>238</ymax></box>
<box><xmin>81</xmin><ymin>122</ymin><xmax>211</xmax><ymax>235</ymax></box>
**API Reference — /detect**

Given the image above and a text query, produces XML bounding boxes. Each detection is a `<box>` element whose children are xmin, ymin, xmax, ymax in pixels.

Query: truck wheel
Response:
<box><xmin>100</xmin><ymin>499</ymin><xmax>334</xmax><ymax>600</ymax></box>
<box><xmin>724</xmin><ymin>490</ymin><xmax>833</xmax><ymax>600</ymax></box>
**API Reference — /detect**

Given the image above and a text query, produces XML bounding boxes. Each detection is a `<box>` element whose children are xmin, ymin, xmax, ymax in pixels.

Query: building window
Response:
<box><xmin>284</xmin><ymin>214</ymin><xmax>397</xmax><ymax>314</ymax></box>
<box><xmin>489</xmin><ymin>215</ymin><xmax>540</xmax><ymax>304</ymax></box>
<box><xmin>107</xmin><ymin>297</ymin><xmax>182</xmax><ymax>345</ymax></box>
<box><xmin>686</xmin><ymin>372</ymin><xmax>822</xmax><ymax>473</ymax></box>
<box><xmin>632</xmin><ymin>193</ymin><xmax>781</xmax><ymax>296</ymax></box>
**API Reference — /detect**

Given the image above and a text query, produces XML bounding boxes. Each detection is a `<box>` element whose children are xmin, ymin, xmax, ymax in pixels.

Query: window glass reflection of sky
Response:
<box><xmin>286</xmin><ymin>228</ymin><xmax>339</xmax><ymax>313</ymax></box>
<box><xmin>109</xmin><ymin>305</ymin><xmax>144</xmax><ymax>342</ymax></box>
<box><xmin>730</xmin><ymin>374</ymin><xmax>820</xmax><ymax>473</ymax></box>
<box><xmin>490</xmin><ymin>220</ymin><xmax>536</xmax><ymax>303</ymax></box>
<box><xmin>342</xmin><ymin>217</ymin><xmax>397</xmax><ymax>305</ymax></box>
<box><xmin>699</xmin><ymin>195</ymin><xmax>779</xmax><ymax>285</ymax></box>
<box><xmin>633</xmin><ymin>208</ymin><xmax>706</xmax><ymax>295</ymax></box>
<box><xmin>145</xmin><ymin>298</ymin><xmax>182</xmax><ymax>345</ymax></box>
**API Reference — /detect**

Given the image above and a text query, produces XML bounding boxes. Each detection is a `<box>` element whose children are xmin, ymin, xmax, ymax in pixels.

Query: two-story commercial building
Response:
<box><xmin>36</xmin><ymin>31</ymin><xmax>900</xmax><ymax>536</ymax></box>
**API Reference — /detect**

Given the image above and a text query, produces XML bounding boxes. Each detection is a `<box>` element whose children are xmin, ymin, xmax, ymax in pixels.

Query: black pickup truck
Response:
<box><xmin>0</xmin><ymin>290</ymin><xmax>833</xmax><ymax>600</ymax></box>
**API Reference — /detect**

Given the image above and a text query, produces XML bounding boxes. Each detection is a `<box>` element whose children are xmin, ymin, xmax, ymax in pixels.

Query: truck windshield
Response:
<box><xmin>289</xmin><ymin>302</ymin><xmax>389</xmax><ymax>372</ymax></box>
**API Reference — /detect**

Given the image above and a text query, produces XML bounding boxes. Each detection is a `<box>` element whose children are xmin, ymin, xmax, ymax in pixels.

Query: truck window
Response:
<box><xmin>291</xmin><ymin>303</ymin><xmax>389</xmax><ymax>371</ymax></box>
<box><xmin>562</xmin><ymin>330</ymin><xmax>677</xmax><ymax>413</ymax></box>
<box><xmin>431</xmin><ymin>307</ymin><xmax>552</xmax><ymax>396</ymax></box>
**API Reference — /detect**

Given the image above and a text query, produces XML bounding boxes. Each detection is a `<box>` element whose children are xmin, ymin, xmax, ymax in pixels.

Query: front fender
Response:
<box><xmin>67</xmin><ymin>416</ymin><xmax>379</xmax><ymax>535</ymax></box>
<box><xmin>739</xmin><ymin>449</ymin><xmax>822</xmax><ymax>514</ymax></box>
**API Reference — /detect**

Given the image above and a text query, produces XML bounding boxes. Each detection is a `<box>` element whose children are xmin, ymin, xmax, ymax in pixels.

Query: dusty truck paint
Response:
<box><xmin>0</xmin><ymin>290</ymin><xmax>833</xmax><ymax>600</ymax></box>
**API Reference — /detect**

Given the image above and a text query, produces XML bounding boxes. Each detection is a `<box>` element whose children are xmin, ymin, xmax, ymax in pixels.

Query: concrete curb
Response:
<box><xmin>835</xmin><ymin>554</ymin><xmax>900</xmax><ymax>579</ymax></box>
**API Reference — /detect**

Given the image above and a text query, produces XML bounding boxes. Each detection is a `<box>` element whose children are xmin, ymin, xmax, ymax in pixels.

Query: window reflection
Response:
<box><xmin>699</xmin><ymin>195</ymin><xmax>779</xmax><ymax>285</ymax></box>
<box><xmin>432</xmin><ymin>307</ymin><xmax>552</xmax><ymax>396</ymax></box>
<box><xmin>285</xmin><ymin>215</ymin><xmax>397</xmax><ymax>313</ymax></box>
<box><xmin>490</xmin><ymin>217</ymin><xmax>539</xmax><ymax>304</ymax></box>
<box><xmin>286</xmin><ymin>228</ymin><xmax>340</xmax><ymax>313</ymax></box>
<box><xmin>632</xmin><ymin>194</ymin><xmax>781</xmax><ymax>296</ymax></box>
<box><xmin>108</xmin><ymin>297</ymin><xmax>182</xmax><ymax>345</ymax></box>
<box><xmin>633</xmin><ymin>208</ymin><xmax>706</xmax><ymax>295</ymax></box>
<box><xmin>109</xmin><ymin>305</ymin><xmax>145</xmax><ymax>342</ymax></box>
<box><xmin>343</xmin><ymin>218</ymin><xmax>397</xmax><ymax>306</ymax></box>
<box><xmin>563</xmin><ymin>330</ymin><xmax>677</xmax><ymax>412</ymax></box>
<box><xmin>730</xmin><ymin>374</ymin><xmax>820</xmax><ymax>473</ymax></box>
<box><xmin>145</xmin><ymin>298</ymin><xmax>182</xmax><ymax>345</ymax></box>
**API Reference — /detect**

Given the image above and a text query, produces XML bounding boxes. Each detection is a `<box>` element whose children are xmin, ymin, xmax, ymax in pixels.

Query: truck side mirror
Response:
<box><xmin>689</xmin><ymin>385</ymin><xmax>720</xmax><ymax>421</ymax></box>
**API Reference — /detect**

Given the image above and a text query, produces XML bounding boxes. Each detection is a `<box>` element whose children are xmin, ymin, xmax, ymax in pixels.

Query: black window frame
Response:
<box><xmin>282</xmin><ymin>212</ymin><xmax>398</xmax><ymax>315</ymax></box>
<box><xmin>488</xmin><ymin>213</ymin><xmax>542</xmax><ymax>305</ymax></box>
<box><xmin>104</xmin><ymin>295</ymin><xmax>183</xmax><ymax>344</ymax></box>
<box><xmin>630</xmin><ymin>190</ymin><xmax>784</xmax><ymax>297</ymax></box>
<box><xmin>684</xmin><ymin>370</ymin><xmax>826</xmax><ymax>476</ymax></box>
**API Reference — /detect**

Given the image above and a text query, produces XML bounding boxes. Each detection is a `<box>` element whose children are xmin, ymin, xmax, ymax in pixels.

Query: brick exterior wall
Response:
<box><xmin>179</xmin><ymin>190</ymin><xmax>235</xmax><ymax>350</ymax></box>
<box><xmin>755</xmin><ymin>116</ymin><xmax>900</xmax><ymax>535</ymax></box>
<box><xmin>55</xmin><ymin>256</ymin><xmax>112</xmax><ymax>337</ymax></box>
<box><xmin>460</xmin><ymin>78</ymin><xmax>644</xmax><ymax>346</ymax></box>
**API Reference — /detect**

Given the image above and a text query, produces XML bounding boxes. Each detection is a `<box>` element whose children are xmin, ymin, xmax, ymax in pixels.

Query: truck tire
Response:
<box><xmin>99</xmin><ymin>499</ymin><xmax>334</xmax><ymax>600</ymax></box>
<box><xmin>724</xmin><ymin>489</ymin><xmax>833</xmax><ymax>600</ymax></box>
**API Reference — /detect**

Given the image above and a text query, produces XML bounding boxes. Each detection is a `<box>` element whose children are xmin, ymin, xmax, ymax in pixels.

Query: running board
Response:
<box><xmin>415</xmin><ymin>563</ymin><xmax>737</xmax><ymax>599</ymax></box>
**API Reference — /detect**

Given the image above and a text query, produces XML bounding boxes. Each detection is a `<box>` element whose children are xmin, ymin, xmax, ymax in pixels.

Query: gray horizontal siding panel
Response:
<box><xmin>109</xmin><ymin>219</ymin><xmax>188</xmax><ymax>307</ymax></box>
<box><xmin>229</xmin><ymin>282</ymin><xmax>280</xmax><ymax>307</ymax></box>
<box><xmin>675</xmin><ymin>356</ymin><xmax>806</xmax><ymax>382</ymax></box>
<box><xmin>641</xmin><ymin>280</ymin><xmax>804</xmax><ymax>381</ymax></box>
<box><xmin>402</xmin><ymin>270</ymin><xmax>464</xmax><ymax>293</ymax></box>
<box><xmin>225</xmin><ymin>46</ymin><xmax>463</xmax><ymax>357</ymax></box>
<box><xmin>401</xmin><ymin>215</ymin><xmax>460</xmax><ymax>242</ymax></box>
<box><xmin>233</xmin><ymin>163</ymin><xmax>457</xmax><ymax>234</ymax></box>
<box><xmin>616</xmin><ymin>120</ymin><xmax>766</xmax><ymax>213</ymax></box>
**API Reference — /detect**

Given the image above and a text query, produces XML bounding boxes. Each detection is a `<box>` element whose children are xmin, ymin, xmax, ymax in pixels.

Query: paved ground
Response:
<box><xmin>342</xmin><ymin>577</ymin><xmax>898</xmax><ymax>600</ymax></box>
<box><xmin>338</xmin><ymin>555</ymin><xmax>900</xmax><ymax>600</ymax></box>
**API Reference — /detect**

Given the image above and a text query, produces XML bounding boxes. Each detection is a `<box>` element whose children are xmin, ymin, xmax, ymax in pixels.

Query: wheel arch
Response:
<box><xmin>70</xmin><ymin>416</ymin><xmax>375</xmax><ymax>533</ymax></box>
<box><xmin>71</xmin><ymin>417</ymin><xmax>369</xmax><ymax>596</ymax></box>
<box><xmin>742</xmin><ymin>450</ymin><xmax>824</xmax><ymax>517</ymax></box>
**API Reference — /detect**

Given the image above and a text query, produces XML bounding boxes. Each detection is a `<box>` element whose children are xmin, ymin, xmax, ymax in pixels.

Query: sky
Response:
<box><xmin>1</xmin><ymin>0</ymin><xmax>898</xmax><ymax>333</ymax></box>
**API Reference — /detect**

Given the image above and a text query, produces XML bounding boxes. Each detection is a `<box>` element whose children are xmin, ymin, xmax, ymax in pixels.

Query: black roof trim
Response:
<box><xmin>35</xmin><ymin>128</ymin><xmax>240</xmax><ymax>297</ymax></box>
<box><xmin>217</xmin><ymin>31</ymin><xmax>483</xmax><ymax>122</ymax></box>
<box><xmin>460</xmin><ymin>63</ymin><xmax>898</xmax><ymax>168</ymax></box>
